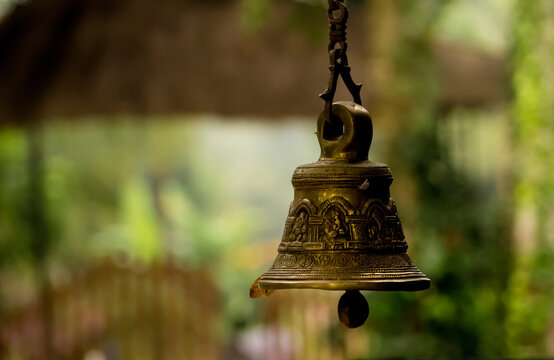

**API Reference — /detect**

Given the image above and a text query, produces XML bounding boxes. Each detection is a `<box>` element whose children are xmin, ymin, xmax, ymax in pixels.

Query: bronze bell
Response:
<box><xmin>253</xmin><ymin>101</ymin><xmax>430</xmax><ymax>327</ymax></box>
<box><xmin>258</xmin><ymin>99</ymin><xmax>429</xmax><ymax>286</ymax></box>
<box><xmin>251</xmin><ymin>0</ymin><xmax>429</xmax><ymax>328</ymax></box>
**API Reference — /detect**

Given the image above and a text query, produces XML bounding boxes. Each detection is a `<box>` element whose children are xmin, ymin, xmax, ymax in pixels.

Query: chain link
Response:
<box><xmin>327</xmin><ymin>0</ymin><xmax>348</xmax><ymax>55</ymax></box>
<box><xmin>320</xmin><ymin>0</ymin><xmax>362</xmax><ymax>122</ymax></box>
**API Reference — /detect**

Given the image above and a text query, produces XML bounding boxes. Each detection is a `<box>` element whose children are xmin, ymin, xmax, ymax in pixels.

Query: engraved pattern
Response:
<box><xmin>290</xmin><ymin>211</ymin><xmax>308</xmax><ymax>243</ymax></box>
<box><xmin>320</xmin><ymin>207</ymin><xmax>347</xmax><ymax>250</ymax></box>
<box><xmin>278</xmin><ymin>196</ymin><xmax>408</xmax><ymax>252</ymax></box>
<box><xmin>267</xmin><ymin>253</ymin><xmax>419</xmax><ymax>273</ymax></box>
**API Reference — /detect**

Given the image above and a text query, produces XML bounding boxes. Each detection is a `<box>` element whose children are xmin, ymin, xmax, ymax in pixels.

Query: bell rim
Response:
<box><xmin>258</xmin><ymin>277</ymin><xmax>430</xmax><ymax>291</ymax></box>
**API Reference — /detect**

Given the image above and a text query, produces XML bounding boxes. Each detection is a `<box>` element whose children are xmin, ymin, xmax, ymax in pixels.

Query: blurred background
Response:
<box><xmin>0</xmin><ymin>0</ymin><xmax>553</xmax><ymax>358</ymax></box>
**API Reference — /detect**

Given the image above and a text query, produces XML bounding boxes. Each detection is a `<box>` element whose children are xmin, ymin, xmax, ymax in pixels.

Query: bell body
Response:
<box><xmin>258</xmin><ymin>102</ymin><xmax>430</xmax><ymax>291</ymax></box>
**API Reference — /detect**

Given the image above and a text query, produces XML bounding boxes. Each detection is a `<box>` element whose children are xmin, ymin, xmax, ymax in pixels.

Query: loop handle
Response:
<box><xmin>317</xmin><ymin>101</ymin><xmax>373</xmax><ymax>162</ymax></box>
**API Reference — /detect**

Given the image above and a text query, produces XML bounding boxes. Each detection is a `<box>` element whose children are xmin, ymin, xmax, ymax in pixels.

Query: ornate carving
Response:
<box><xmin>317</xmin><ymin>196</ymin><xmax>356</xmax><ymax>216</ymax></box>
<box><xmin>290</xmin><ymin>211</ymin><xmax>309</xmax><ymax>243</ymax></box>
<box><xmin>288</xmin><ymin>198</ymin><xmax>316</xmax><ymax>217</ymax></box>
<box><xmin>320</xmin><ymin>206</ymin><xmax>347</xmax><ymax>250</ymax></box>
<box><xmin>270</xmin><ymin>252</ymin><xmax>417</xmax><ymax>271</ymax></box>
<box><xmin>277</xmin><ymin>195</ymin><xmax>408</xmax><ymax>252</ymax></box>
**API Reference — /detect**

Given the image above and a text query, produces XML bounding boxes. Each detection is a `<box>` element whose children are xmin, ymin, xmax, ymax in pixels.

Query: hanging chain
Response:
<box><xmin>319</xmin><ymin>0</ymin><xmax>362</xmax><ymax>122</ymax></box>
<box><xmin>327</xmin><ymin>0</ymin><xmax>348</xmax><ymax>56</ymax></box>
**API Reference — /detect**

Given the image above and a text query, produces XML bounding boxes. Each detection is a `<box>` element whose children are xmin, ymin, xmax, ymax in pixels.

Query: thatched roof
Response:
<box><xmin>0</xmin><ymin>0</ymin><xmax>508</xmax><ymax>124</ymax></box>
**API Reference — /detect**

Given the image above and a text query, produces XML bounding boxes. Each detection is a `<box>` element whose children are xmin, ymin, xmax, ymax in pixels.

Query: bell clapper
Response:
<box><xmin>338</xmin><ymin>290</ymin><xmax>369</xmax><ymax>328</ymax></box>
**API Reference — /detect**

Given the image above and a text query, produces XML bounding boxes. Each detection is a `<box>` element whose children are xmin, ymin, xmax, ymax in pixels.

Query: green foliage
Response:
<box><xmin>240</xmin><ymin>0</ymin><xmax>328</xmax><ymax>43</ymax></box>
<box><xmin>120</xmin><ymin>178</ymin><xmax>162</xmax><ymax>261</ymax></box>
<box><xmin>287</xmin><ymin>1</ymin><xmax>327</xmax><ymax>44</ymax></box>
<box><xmin>0</xmin><ymin>118</ymin><xmax>320</xmax><ymax>343</ymax></box>
<box><xmin>240</xmin><ymin>0</ymin><xmax>271</xmax><ymax>32</ymax></box>
<box><xmin>505</xmin><ymin>0</ymin><xmax>554</xmax><ymax>356</ymax></box>
<box><xmin>0</xmin><ymin>128</ymin><xmax>31</xmax><ymax>268</ymax></box>
<box><xmin>364</xmin><ymin>0</ymin><xmax>514</xmax><ymax>357</ymax></box>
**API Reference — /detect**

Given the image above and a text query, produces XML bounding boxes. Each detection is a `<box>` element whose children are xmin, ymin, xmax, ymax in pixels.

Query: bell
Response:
<box><xmin>251</xmin><ymin>0</ymin><xmax>430</xmax><ymax>328</ymax></box>
<box><xmin>257</xmin><ymin>101</ymin><xmax>429</xmax><ymax>290</ymax></box>
<box><xmin>252</xmin><ymin>101</ymin><xmax>430</xmax><ymax>327</ymax></box>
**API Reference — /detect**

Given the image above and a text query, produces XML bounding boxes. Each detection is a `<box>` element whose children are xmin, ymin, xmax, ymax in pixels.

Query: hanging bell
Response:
<box><xmin>251</xmin><ymin>0</ymin><xmax>429</xmax><ymax>328</ymax></box>
<box><xmin>257</xmin><ymin>101</ymin><xmax>429</xmax><ymax>291</ymax></box>
<box><xmin>252</xmin><ymin>101</ymin><xmax>430</xmax><ymax>327</ymax></box>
